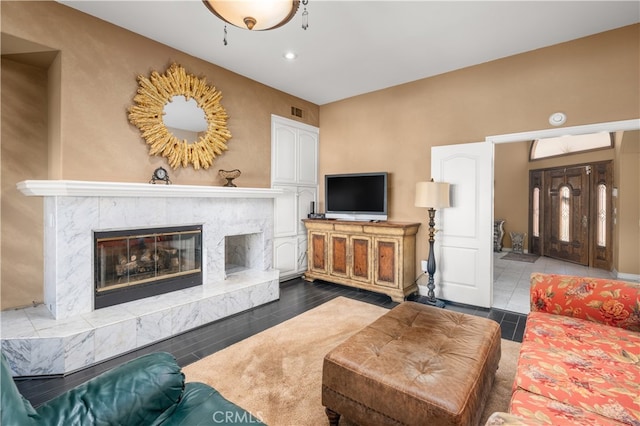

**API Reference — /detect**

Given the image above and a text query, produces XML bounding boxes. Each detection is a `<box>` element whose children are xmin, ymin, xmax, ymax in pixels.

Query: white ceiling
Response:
<box><xmin>58</xmin><ymin>1</ymin><xmax>640</xmax><ymax>105</ymax></box>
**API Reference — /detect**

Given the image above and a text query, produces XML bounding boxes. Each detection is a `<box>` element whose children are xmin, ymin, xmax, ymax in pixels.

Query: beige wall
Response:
<box><xmin>1</xmin><ymin>2</ymin><xmax>638</xmax><ymax>309</ymax></box>
<box><xmin>2</xmin><ymin>1</ymin><xmax>319</xmax><ymax>186</ymax></box>
<box><xmin>615</xmin><ymin>131</ymin><xmax>640</xmax><ymax>276</ymax></box>
<box><xmin>1</xmin><ymin>59</ymin><xmax>48</xmax><ymax>309</ymax></box>
<box><xmin>318</xmin><ymin>24</ymin><xmax>640</xmax><ymax>283</ymax></box>
<box><xmin>494</xmin><ymin>142</ymin><xmax>530</xmax><ymax>246</ymax></box>
<box><xmin>1</xmin><ymin>1</ymin><xmax>319</xmax><ymax>309</ymax></box>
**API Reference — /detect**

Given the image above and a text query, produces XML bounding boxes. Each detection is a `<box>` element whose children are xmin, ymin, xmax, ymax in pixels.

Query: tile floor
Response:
<box><xmin>492</xmin><ymin>252</ymin><xmax>624</xmax><ymax>314</ymax></box>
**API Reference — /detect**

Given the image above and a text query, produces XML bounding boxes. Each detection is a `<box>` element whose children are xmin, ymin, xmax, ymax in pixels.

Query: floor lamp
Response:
<box><xmin>415</xmin><ymin>180</ymin><xmax>450</xmax><ymax>308</ymax></box>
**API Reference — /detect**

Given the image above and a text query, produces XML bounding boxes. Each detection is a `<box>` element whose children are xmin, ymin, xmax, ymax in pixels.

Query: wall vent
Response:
<box><xmin>291</xmin><ymin>106</ymin><xmax>303</xmax><ymax>118</ymax></box>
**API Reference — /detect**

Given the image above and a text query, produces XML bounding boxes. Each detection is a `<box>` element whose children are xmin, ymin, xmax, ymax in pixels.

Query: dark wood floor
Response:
<box><xmin>15</xmin><ymin>278</ymin><xmax>527</xmax><ymax>407</ymax></box>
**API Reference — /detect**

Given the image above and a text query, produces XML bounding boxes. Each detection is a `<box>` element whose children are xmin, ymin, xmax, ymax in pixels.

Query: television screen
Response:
<box><xmin>325</xmin><ymin>172</ymin><xmax>388</xmax><ymax>221</ymax></box>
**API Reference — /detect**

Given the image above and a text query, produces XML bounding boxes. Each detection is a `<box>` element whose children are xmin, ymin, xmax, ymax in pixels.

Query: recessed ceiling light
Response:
<box><xmin>283</xmin><ymin>51</ymin><xmax>297</xmax><ymax>60</ymax></box>
<box><xmin>548</xmin><ymin>112</ymin><xmax>567</xmax><ymax>126</ymax></box>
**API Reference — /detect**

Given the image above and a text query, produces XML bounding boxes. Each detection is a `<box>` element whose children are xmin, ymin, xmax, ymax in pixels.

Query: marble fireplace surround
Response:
<box><xmin>1</xmin><ymin>180</ymin><xmax>281</xmax><ymax>376</ymax></box>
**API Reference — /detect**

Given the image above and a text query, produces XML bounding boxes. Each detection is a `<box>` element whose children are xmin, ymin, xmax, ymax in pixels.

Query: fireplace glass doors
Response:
<box><xmin>94</xmin><ymin>225</ymin><xmax>202</xmax><ymax>309</ymax></box>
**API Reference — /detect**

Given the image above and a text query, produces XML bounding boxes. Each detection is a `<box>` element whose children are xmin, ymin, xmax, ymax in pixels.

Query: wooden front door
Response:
<box><xmin>544</xmin><ymin>166</ymin><xmax>590</xmax><ymax>265</ymax></box>
<box><xmin>530</xmin><ymin>161</ymin><xmax>613</xmax><ymax>270</ymax></box>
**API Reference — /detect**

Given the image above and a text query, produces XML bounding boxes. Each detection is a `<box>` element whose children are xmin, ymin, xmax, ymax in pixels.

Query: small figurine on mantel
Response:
<box><xmin>219</xmin><ymin>169</ymin><xmax>241</xmax><ymax>187</ymax></box>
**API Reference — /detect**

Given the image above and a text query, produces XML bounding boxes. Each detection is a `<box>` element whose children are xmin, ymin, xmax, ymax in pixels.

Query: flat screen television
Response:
<box><xmin>325</xmin><ymin>172</ymin><xmax>388</xmax><ymax>221</ymax></box>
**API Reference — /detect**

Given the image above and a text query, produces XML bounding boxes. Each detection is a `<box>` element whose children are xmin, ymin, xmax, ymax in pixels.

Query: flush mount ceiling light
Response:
<box><xmin>203</xmin><ymin>0</ymin><xmax>301</xmax><ymax>31</ymax></box>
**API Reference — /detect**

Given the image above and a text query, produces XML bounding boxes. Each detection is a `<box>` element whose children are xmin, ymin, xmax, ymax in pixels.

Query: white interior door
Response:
<box><xmin>431</xmin><ymin>142</ymin><xmax>493</xmax><ymax>307</ymax></box>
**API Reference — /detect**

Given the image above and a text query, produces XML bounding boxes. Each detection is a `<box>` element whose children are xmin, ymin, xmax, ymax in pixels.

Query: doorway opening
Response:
<box><xmin>431</xmin><ymin>119</ymin><xmax>638</xmax><ymax>310</ymax></box>
<box><xmin>487</xmin><ymin>120</ymin><xmax>639</xmax><ymax>312</ymax></box>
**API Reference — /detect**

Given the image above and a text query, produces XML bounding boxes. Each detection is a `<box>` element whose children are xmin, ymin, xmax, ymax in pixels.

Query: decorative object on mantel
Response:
<box><xmin>219</xmin><ymin>169</ymin><xmax>241</xmax><ymax>187</ymax></box>
<box><xmin>150</xmin><ymin>167</ymin><xmax>171</xmax><ymax>184</ymax></box>
<box><xmin>128</xmin><ymin>63</ymin><xmax>232</xmax><ymax>170</ymax></box>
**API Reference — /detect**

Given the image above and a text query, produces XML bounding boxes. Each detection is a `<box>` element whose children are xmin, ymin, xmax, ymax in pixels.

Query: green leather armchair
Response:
<box><xmin>1</xmin><ymin>351</ymin><xmax>264</xmax><ymax>426</ymax></box>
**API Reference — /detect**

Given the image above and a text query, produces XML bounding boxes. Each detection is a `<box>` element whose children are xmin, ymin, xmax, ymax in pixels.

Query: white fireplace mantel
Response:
<box><xmin>17</xmin><ymin>180</ymin><xmax>282</xmax><ymax>198</ymax></box>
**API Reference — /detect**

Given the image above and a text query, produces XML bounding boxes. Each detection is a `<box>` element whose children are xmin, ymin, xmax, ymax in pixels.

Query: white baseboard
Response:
<box><xmin>613</xmin><ymin>270</ymin><xmax>640</xmax><ymax>283</ymax></box>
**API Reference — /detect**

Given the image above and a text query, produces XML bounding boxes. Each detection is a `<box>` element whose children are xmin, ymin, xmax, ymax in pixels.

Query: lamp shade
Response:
<box><xmin>415</xmin><ymin>181</ymin><xmax>450</xmax><ymax>209</ymax></box>
<box><xmin>203</xmin><ymin>0</ymin><xmax>300</xmax><ymax>31</ymax></box>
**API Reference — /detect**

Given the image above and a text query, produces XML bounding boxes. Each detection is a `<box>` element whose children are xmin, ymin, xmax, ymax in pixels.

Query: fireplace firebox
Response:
<box><xmin>94</xmin><ymin>225</ymin><xmax>202</xmax><ymax>309</ymax></box>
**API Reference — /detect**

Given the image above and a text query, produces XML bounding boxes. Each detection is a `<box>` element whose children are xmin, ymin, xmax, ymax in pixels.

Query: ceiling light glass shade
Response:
<box><xmin>203</xmin><ymin>0</ymin><xmax>300</xmax><ymax>31</ymax></box>
<box><xmin>415</xmin><ymin>181</ymin><xmax>451</xmax><ymax>209</ymax></box>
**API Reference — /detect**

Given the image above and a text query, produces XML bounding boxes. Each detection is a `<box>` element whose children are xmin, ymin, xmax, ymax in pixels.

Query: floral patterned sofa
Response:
<box><xmin>487</xmin><ymin>272</ymin><xmax>640</xmax><ymax>425</ymax></box>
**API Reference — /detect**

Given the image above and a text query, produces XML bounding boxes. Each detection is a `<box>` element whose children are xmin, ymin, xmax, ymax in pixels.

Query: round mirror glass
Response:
<box><xmin>163</xmin><ymin>95</ymin><xmax>208</xmax><ymax>143</ymax></box>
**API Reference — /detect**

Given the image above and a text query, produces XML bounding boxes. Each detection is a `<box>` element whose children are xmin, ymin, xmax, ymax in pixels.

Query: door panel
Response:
<box><xmin>432</xmin><ymin>142</ymin><xmax>492</xmax><ymax>308</ymax></box>
<box><xmin>273</xmin><ymin>185</ymin><xmax>297</xmax><ymax>237</ymax></box>
<box><xmin>373</xmin><ymin>238</ymin><xmax>398</xmax><ymax>288</ymax></box>
<box><xmin>544</xmin><ymin>167</ymin><xmax>589</xmax><ymax>265</ymax></box>
<box><xmin>271</xmin><ymin>125</ymin><xmax>297</xmax><ymax>183</ymax></box>
<box><xmin>591</xmin><ymin>162</ymin><xmax>613</xmax><ymax>270</ymax></box>
<box><xmin>297</xmin><ymin>236</ymin><xmax>308</xmax><ymax>273</ymax></box>
<box><xmin>273</xmin><ymin>237</ymin><xmax>297</xmax><ymax>276</ymax></box>
<box><xmin>297</xmin><ymin>130</ymin><xmax>318</xmax><ymax>185</ymax></box>
<box><xmin>350</xmin><ymin>236</ymin><xmax>371</xmax><ymax>282</ymax></box>
<box><xmin>330</xmin><ymin>234</ymin><xmax>349</xmax><ymax>277</ymax></box>
<box><xmin>528</xmin><ymin>170</ymin><xmax>543</xmax><ymax>255</ymax></box>
<box><xmin>310</xmin><ymin>232</ymin><xmax>327</xmax><ymax>273</ymax></box>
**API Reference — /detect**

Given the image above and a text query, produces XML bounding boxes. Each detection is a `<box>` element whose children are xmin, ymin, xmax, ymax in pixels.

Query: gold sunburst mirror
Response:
<box><xmin>128</xmin><ymin>63</ymin><xmax>232</xmax><ymax>170</ymax></box>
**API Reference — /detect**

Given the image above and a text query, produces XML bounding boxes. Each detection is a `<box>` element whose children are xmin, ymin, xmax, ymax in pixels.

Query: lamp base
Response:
<box><xmin>407</xmin><ymin>294</ymin><xmax>446</xmax><ymax>309</ymax></box>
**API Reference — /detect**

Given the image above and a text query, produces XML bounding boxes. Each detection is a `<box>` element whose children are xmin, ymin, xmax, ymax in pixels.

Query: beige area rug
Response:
<box><xmin>183</xmin><ymin>297</ymin><xmax>520</xmax><ymax>425</ymax></box>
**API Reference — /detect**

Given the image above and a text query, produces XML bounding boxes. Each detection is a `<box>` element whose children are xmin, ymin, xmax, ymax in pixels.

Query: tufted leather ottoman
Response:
<box><xmin>322</xmin><ymin>302</ymin><xmax>501</xmax><ymax>426</ymax></box>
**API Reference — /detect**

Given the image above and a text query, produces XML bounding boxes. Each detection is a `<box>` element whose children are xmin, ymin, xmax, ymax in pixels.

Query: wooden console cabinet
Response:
<box><xmin>302</xmin><ymin>219</ymin><xmax>420</xmax><ymax>302</ymax></box>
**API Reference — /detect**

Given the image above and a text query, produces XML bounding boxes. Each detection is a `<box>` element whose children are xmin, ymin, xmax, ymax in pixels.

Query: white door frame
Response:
<box><xmin>486</xmin><ymin>119</ymin><xmax>640</xmax><ymax>145</ymax></box>
<box><xmin>485</xmin><ymin>118</ymin><xmax>639</xmax><ymax>303</ymax></box>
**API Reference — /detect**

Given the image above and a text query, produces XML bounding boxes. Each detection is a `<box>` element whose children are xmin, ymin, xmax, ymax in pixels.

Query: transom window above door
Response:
<box><xmin>530</xmin><ymin>132</ymin><xmax>613</xmax><ymax>161</ymax></box>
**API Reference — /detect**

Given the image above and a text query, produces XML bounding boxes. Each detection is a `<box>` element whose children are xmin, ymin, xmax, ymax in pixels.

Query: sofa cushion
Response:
<box><xmin>157</xmin><ymin>382</ymin><xmax>265</xmax><ymax>425</ymax></box>
<box><xmin>509</xmin><ymin>389</ymin><xmax>627</xmax><ymax>425</ymax></box>
<box><xmin>1</xmin><ymin>353</ymin><xmax>41</xmax><ymax>425</ymax></box>
<box><xmin>514</xmin><ymin>312</ymin><xmax>640</xmax><ymax>425</ymax></box>
<box><xmin>530</xmin><ymin>273</ymin><xmax>640</xmax><ymax>332</ymax></box>
<box><xmin>36</xmin><ymin>352</ymin><xmax>185</xmax><ymax>426</ymax></box>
